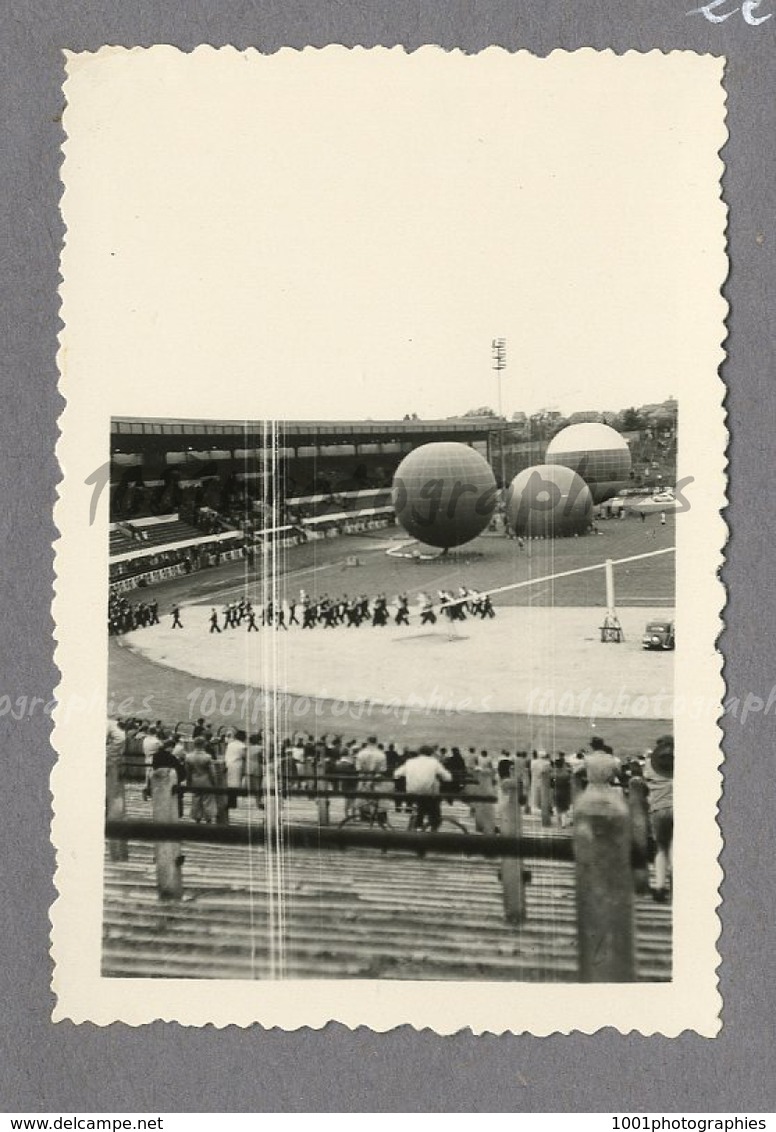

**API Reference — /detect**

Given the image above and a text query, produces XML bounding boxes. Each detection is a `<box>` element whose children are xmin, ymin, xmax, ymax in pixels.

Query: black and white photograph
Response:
<box><xmin>53</xmin><ymin>46</ymin><xmax>726</xmax><ymax>1033</ymax></box>
<box><xmin>105</xmin><ymin>407</ymin><xmax>678</xmax><ymax>985</ymax></box>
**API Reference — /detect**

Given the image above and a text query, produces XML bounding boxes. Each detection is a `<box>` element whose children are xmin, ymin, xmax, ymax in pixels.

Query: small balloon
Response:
<box><xmin>506</xmin><ymin>464</ymin><xmax>593</xmax><ymax>539</ymax></box>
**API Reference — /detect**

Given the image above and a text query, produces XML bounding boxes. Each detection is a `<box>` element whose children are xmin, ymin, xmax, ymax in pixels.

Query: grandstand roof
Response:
<box><xmin>112</xmin><ymin>416</ymin><xmax>505</xmax><ymax>432</ymax></box>
<box><xmin>111</xmin><ymin>416</ymin><xmax>509</xmax><ymax>451</ymax></box>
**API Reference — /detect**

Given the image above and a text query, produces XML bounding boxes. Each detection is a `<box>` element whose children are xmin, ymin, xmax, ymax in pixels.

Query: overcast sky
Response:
<box><xmin>64</xmin><ymin>49</ymin><xmax>725</xmax><ymax>421</ymax></box>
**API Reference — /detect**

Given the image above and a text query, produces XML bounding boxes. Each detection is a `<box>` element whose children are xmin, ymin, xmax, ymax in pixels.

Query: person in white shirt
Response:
<box><xmin>141</xmin><ymin>727</ymin><xmax>162</xmax><ymax>800</ymax></box>
<box><xmin>396</xmin><ymin>746</ymin><xmax>452</xmax><ymax>830</ymax></box>
<box><xmin>290</xmin><ymin>737</ymin><xmax>306</xmax><ymax>776</ymax></box>
<box><xmin>355</xmin><ymin>737</ymin><xmax>386</xmax><ymax>777</ymax></box>
<box><xmin>354</xmin><ymin>738</ymin><xmax>391</xmax><ymax>822</ymax></box>
<box><xmin>529</xmin><ymin>750</ymin><xmax>551</xmax><ymax>811</ymax></box>
<box><xmin>106</xmin><ymin>719</ymin><xmax>126</xmax><ymax>763</ymax></box>
<box><xmin>224</xmin><ymin>729</ymin><xmax>247</xmax><ymax>809</ymax></box>
<box><xmin>585</xmin><ymin>736</ymin><xmax>621</xmax><ymax>785</ymax></box>
<box><xmin>476</xmin><ymin>749</ymin><xmax>494</xmax><ymax>773</ymax></box>
<box><xmin>142</xmin><ymin>727</ymin><xmax>162</xmax><ymax>762</ymax></box>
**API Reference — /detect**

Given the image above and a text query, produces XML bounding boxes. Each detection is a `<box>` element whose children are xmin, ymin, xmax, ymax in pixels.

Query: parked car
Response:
<box><xmin>642</xmin><ymin>620</ymin><xmax>675</xmax><ymax>650</ymax></box>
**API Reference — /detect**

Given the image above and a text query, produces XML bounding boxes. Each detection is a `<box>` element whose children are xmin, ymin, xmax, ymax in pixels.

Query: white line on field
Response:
<box><xmin>446</xmin><ymin>546</ymin><xmax>676</xmax><ymax>605</ymax></box>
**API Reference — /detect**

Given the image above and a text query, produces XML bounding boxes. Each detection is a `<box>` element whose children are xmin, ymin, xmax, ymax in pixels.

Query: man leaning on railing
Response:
<box><xmin>395</xmin><ymin>746</ymin><xmax>452</xmax><ymax>832</ymax></box>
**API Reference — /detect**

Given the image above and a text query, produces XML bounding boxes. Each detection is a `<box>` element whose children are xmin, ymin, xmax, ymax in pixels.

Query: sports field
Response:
<box><xmin>108</xmin><ymin>513</ymin><xmax>675</xmax><ymax>755</ymax></box>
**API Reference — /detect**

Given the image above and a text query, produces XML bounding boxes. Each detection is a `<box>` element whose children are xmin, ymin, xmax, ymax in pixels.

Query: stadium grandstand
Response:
<box><xmin>109</xmin><ymin>411</ymin><xmax>676</xmax><ymax>591</ymax></box>
<box><xmin>110</xmin><ymin>416</ymin><xmax>507</xmax><ymax>588</ymax></box>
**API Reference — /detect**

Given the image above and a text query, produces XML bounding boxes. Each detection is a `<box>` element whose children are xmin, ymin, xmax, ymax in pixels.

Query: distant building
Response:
<box><xmin>639</xmin><ymin>398</ymin><xmax>678</xmax><ymax>425</ymax></box>
<box><xmin>567</xmin><ymin>410</ymin><xmax>603</xmax><ymax>425</ymax></box>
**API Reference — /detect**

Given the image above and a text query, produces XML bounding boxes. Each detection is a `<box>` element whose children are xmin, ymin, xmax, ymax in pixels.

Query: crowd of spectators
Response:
<box><xmin>186</xmin><ymin>507</ymin><xmax>227</xmax><ymax>536</ymax></box>
<box><xmin>107</xmin><ymin>718</ymin><xmax>674</xmax><ymax>900</ymax></box>
<box><xmin>109</xmin><ymin>545</ymin><xmax>196</xmax><ymax>585</ymax></box>
<box><xmin>108</xmin><ymin>536</ymin><xmax>242</xmax><ymax>586</ymax></box>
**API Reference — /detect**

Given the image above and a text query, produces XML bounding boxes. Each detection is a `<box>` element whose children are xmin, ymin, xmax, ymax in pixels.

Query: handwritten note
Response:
<box><xmin>689</xmin><ymin>0</ymin><xmax>772</xmax><ymax>24</ymax></box>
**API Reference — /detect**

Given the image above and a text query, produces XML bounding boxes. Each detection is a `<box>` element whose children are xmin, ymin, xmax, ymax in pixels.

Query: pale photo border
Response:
<box><xmin>52</xmin><ymin>46</ymin><xmax>727</xmax><ymax>1034</ymax></box>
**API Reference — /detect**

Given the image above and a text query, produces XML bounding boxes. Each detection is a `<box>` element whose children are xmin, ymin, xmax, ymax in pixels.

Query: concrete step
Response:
<box><xmin>103</xmin><ymin>835</ymin><xmax>672</xmax><ymax>982</ymax></box>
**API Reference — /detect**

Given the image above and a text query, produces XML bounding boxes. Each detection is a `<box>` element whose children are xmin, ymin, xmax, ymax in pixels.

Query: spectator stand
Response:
<box><xmin>106</xmin><ymin>763</ymin><xmax>650</xmax><ymax>982</ymax></box>
<box><xmin>109</xmin><ymin>513</ymin><xmax>246</xmax><ymax>592</ymax></box>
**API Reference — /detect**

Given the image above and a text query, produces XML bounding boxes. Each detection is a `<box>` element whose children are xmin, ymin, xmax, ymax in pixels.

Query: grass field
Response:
<box><xmin>108</xmin><ymin>513</ymin><xmax>675</xmax><ymax>755</ymax></box>
<box><xmin>169</xmin><ymin>511</ymin><xmax>675</xmax><ymax>610</ymax></box>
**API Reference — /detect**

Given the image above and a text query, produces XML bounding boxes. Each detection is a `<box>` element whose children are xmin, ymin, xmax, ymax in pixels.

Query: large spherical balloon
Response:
<box><xmin>545</xmin><ymin>423</ymin><xmax>631</xmax><ymax>503</ymax></box>
<box><xmin>506</xmin><ymin>464</ymin><xmax>592</xmax><ymax>538</ymax></box>
<box><xmin>392</xmin><ymin>442</ymin><xmax>497</xmax><ymax>549</ymax></box>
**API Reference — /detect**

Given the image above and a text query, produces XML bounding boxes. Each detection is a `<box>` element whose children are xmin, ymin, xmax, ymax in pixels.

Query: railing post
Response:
<box><xmin>264</xmin><ymin>761</ymin><xmax>283</xmax><ymax>834</ymax></box>
<box><xmin>529</xmin><ymin>758</ymin><xmax>542</xmax><ymax>813</ymax></box>
<box><xmin>627</xmin><ymin>775</ymin><xmax>651</xmax><ymax>895</ymax></box>
<box><xmin>500</xmin><ymin>779</ymin><xmax>526</xmax><ymax>924</ymax></box>
<box><xmin>573</xmin><ymin>754</ymin><xmax>635</xmax><ymax>981</ymax></box>
<box><xmin>106</xmin><ymin>752</ymin><xmax>128</xmax><ymax>862</ymax></box>
<box><xmin>539</xmin><ymin>759</ymin><xmax>552</xmax><ymax>828</ymax></box>
<box><xmin>213</xmin><ymin>760</ymin><xmax>229</xmax><ymax>825</ymax></box>
<box><xmin>151</xmin><ymin>768</ymin><xmax>183</xmax><ymax>901</ymax></box>
<box><xmin>317</xmin><ymin>776</ymin><xmax>330</xmax><ymax>826</ymax></box>
<box><xmin>516</xmin><ymin>757</ymin><xmax>530</xmax><ymax>812</ymax></box>
<box><xmin>472</xmin><ymin>768</ymin><xmax>496</xmax><ymax>834</ymax></box>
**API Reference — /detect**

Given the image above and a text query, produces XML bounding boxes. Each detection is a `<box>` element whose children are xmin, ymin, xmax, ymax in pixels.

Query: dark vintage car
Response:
<box><xmin>642</xmin><ymin>620</ymin><xmax>675</xmax><ymax>650</ymax></box>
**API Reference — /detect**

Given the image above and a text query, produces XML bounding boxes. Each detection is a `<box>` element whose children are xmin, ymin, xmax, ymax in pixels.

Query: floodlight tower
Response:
<box><xmin>492</xmin><ymin>338</ymin><xmax>507</xmax><ymax>489</ymax></box>
<box><xmin>492</xmin><ymin>337</ymin><xmax>507</xmax><ymax>417</ymax></box>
